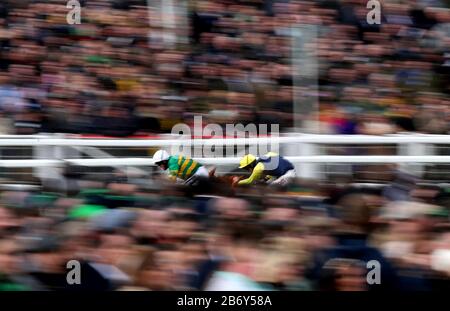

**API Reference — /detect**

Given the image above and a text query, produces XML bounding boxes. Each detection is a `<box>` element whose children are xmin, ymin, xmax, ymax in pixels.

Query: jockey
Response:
<box><xmin>234</xmin><ymin>152</ymin><xmax>296</xmax><ymax>187</ymax></box>
<box><xmin>153</xmin><ymin>150</ymin><xmax>209</xmax><ymax>185</ymax></box>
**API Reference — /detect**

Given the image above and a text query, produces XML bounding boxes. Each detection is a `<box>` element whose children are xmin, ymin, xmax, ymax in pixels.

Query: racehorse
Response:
<box><xmin>182</xmin><ymin>167</ymin><xmax>243</xmax><ymax>197</ymax></box>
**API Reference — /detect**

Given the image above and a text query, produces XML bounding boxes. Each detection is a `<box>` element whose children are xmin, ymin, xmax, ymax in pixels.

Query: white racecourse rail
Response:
<box><xmin>0</xmin><ymin>134</ymin><xmax>448</xmax><ymax>179</ymax></box>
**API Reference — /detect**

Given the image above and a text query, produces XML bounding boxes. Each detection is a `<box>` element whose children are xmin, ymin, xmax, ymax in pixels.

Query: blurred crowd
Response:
<box><xmin>0</xmin><ymin>0</ymin><xmax>448</xmax><ymax>135</ymax></box>
<box><xmin>0</xmin><ymin>170</ymin><xmax>449</xmax><ymax>291</ymax></box>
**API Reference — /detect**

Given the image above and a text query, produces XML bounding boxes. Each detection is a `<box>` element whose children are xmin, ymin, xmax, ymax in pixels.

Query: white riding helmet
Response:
<box><xmin>153</xmin><ymin>150</ymin><xmax>170</xmax><ymax>164</ymax></box>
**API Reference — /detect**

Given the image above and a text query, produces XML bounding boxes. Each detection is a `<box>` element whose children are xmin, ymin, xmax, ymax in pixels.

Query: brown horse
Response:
<box><xmin>208</xmin><ymin>167</ymin><xmax>243</xmax><ymax>186</ymax></box>
<box><xmin>179</xmin><ymin>167</ymin><xmax>238</xmax><ymax>197</ymax></box>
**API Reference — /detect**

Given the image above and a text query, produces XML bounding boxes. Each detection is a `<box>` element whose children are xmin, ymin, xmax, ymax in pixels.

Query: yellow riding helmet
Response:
<box><xmin>239</xmin><ymin>154</ymin><xmax>257</xmax><ymax>169</ymax></box>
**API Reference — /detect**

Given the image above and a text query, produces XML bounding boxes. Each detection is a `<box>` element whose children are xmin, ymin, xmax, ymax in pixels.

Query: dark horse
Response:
<box><xmin>182</xmin><ymin>167</ymin><xmax>244</xmax><ymax>197</ymax></box>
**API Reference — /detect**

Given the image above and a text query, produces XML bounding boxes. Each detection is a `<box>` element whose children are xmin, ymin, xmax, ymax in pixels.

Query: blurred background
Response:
<box><xmin>0</xmin><ymin>0</ymin><xmax>449</xmax><ymax>291</ymax></box>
